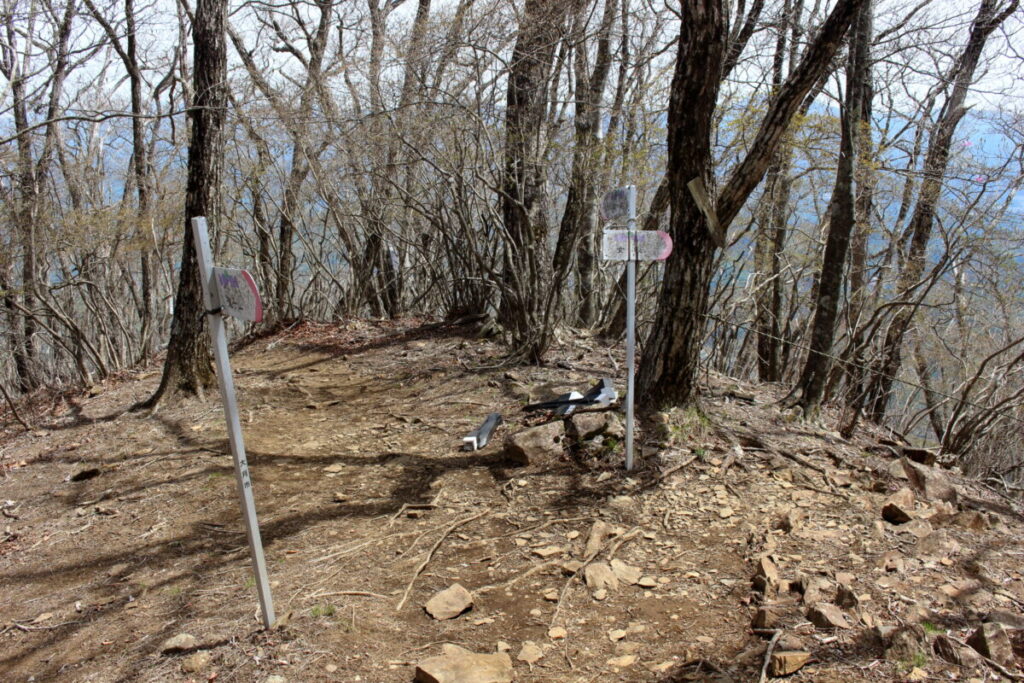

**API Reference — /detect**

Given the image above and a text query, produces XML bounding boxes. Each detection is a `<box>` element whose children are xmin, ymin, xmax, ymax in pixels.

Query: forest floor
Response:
<box><xmin>2</xmin><ymin>319</ymin><xmax>1024</xmax><ymax>683</ymax></box>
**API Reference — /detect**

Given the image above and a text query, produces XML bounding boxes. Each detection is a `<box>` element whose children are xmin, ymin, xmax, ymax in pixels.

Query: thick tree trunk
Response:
<box><xmin>636</xmin><ymin>0</ymin><xmax>726</xmax><ymax>407</ymax></box>
<box><xmin>498</xmin><ymin>0</ymin><xmax>569</xmax><ymax>361</ymax></box>
<box><xmin>639</xmin><ymin>0</ymin><xmax>865</xmax><ymax>408</ymax></box>
<box><xmin>143</xmin><ymin>0</ymin><xmax>227</xmax><ymax>406</ymax></box>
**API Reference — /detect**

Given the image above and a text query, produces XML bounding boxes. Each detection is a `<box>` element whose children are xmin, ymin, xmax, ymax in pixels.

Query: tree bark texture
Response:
<box><xmin>639</xmin><ymin>0</ymin><xmax>866</xmax><ymax>408</ymax></box>
<box><xmin>499</xmin><ymin>0</ymin><xmax>570</xmax><ymax>361</ymax></box>
<box><xmin>792</xmin><ymin>0</ymin><xmax>872</xmax><ymax>414</ymax></box>
<box><xmin>146</xmin><ymin>0</ymin><xmax>227</xmax><ymax>404</ymax></box>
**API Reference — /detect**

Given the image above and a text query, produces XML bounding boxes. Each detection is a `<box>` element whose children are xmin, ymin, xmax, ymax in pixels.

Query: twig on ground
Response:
<box><xmin>771</xmin><ymin>448</ymin><xmax>829</xmax><ymax>478</ymax></box>
<box><xmin>607</xmin><ymin>527</ymin><xmax>641</xmax><ymax>561</ymax></box>
<box><xmin>659</xmin><ymin>454</ymin><xmax>697</xmax><ymax>480</ymax></box>
<box><xmin>477</xmin><ymin>560</ymin><xmax>559</xmax><ymax>595</ymax></box>
<box><xmin>396</xmin><ymin>509</ymin><xmax>491</xmax><ymax>611</ymax></box>
<box><xmin>0</xmin><ymin>382</ymin><xmax>31</xmax><ymax>432</ymax></box>
<box><xmin>757</xmin><ymin>629</ymin><xmax>782</xmax><ymax>683</ymax></box>
<box><xmin>307</xmin><ymin>590</ymin><xmax>388</xmax><ymax>600</ymax></box>
<box><xmin>945</xmin><ymin>635</ymin><xmax>1024</xmax><ymax>680</ymax></box>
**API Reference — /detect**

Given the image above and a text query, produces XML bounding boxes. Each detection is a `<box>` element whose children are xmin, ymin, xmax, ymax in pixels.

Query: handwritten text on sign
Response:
<box><xmin>212</xmin><ymin>267</ymin><xmax>263</xmax><ymax>322</ymax></box>
<box><xmin>601</xmin><ymin>230</ymin><xmax>673</xmax><ymax>262</ymax></box>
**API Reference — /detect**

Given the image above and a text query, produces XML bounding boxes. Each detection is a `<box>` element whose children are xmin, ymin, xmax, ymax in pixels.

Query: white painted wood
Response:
<box><xmin>192</xmin><ymin>217</ymin><xmax>276</xmax><ymax>629</ymax></box>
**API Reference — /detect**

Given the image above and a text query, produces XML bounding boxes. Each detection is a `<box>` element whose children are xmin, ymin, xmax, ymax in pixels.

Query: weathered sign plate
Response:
<box><xmin>602</xmin><ymin>230</ymin><xmax>673</xmax><ymax>261</ymax></box>
<box><xmin>600</xmin><ymin>188</ymin><xmax>632</xmax><ymax>222</ymax></box>
<box><xmin>212</xmin><ymin>268</ymin><xmax>263</xmax><ymax>322</ymax></box>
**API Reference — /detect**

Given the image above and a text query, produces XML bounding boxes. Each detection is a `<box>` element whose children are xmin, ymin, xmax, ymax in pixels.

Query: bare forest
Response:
<box><xmin>2</xmin><ymin>0</ymin><xmax>1024</xmax><ymax>484</ymax></box>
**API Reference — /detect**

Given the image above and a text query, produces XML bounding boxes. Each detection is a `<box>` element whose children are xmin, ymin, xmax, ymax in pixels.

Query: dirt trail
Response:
<box><xmin>2</xmin><ymin>320</ymin><xmax>1023</xmax><ymax>682</ymax></box>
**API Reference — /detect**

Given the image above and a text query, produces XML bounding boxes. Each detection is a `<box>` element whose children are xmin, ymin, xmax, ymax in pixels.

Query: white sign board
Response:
<box><xmin>600</xmin><ymin>188</ymin><xmax>631</xmax><ymax>222</ymax></box>
<box><xmin>212</xmin><ymin>267</ymin><xmax>263</xmax><ymax>322</ymax></box>
<box><xmin>602</xmin><ymin>230</ymin><xmax>673</xmax><ymax>261</ymax></box>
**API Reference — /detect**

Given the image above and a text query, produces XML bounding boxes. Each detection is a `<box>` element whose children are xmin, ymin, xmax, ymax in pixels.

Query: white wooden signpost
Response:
<box><xmin>192</xmin><ymin>217</ymin><xmax>275</xmax><ymax>629</ymax></box>
<box><xmin>600</xmin><ymin>187</ymin><xmax>673</xmax><ymax>471</ymax></box>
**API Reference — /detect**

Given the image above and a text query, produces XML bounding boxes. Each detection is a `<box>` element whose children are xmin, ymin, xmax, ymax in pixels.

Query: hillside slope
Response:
<box><xmin>1</xmin><ymin>320</ymin><xmax>1023</xmax><ymax>682</ymax></box>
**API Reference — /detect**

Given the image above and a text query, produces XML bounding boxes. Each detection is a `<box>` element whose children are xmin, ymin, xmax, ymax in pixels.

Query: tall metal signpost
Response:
<box><xmin>601</xmin><ymin>188</ymin><xmax>673</xmax><ymax>470</ymax></box>
<box><xmin>192</xmin><ymin>217</ymin><xmax>275</xmax><ymax>629</ymax></box>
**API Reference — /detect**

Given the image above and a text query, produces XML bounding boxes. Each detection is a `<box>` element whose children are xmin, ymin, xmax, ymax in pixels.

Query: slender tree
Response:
<box><xmin>861</xmin><ymin>0</ymin><xmax>1020</xmax><ymax>422</ymax></box>
<box><xmin>789</xmin><ymin>0</ymin><xmax>873</xmax><ymax>416</ymax></box>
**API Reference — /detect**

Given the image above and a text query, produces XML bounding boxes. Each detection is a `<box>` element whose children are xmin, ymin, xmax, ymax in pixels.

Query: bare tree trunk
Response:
<box><xmin>790</xmin><ymin>0</ymin><xmax>872</xmax><ymax>416</ymax></box>
<box><xmin>498</xmin><ymin>0</ymin><xmax>570</xmax><ymax>361</ymax></box>
<box><xmin>142</xmin><ymin>0</ymin><xmax>227</xmax><ymax>407</ymax></box>
<box><xmin>552</xmin><ymin>0</ymin><xmax>616</xmax><ymax>327</ymax></box>
<box><xmin>863</xmin><ymin>0</ymin><xmax>1019</xmax><ymax>422</ymax></box>
<box><xmin>639</xmin><ymin>0</ymin><xmax>865</xmax><ymax>407</ymax></box>
<box><xmin>83</xmin><ymin>0</ymin><xmax>155</xmax><ymax>361</ymax></box>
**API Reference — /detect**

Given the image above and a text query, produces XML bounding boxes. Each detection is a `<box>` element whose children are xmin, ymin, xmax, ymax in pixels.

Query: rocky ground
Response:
<box><xmin>1</xmin><ymin>319</ymin><xmax>1024</xmax><ymax>682</ymax></box>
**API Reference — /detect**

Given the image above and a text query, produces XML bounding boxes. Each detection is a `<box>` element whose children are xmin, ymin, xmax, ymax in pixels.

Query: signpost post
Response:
<box><xmin>192</xmin><ymin>217</ymin><xmax>275</xmax><ymax>629</ymax></box>
<box><xmin>601</xmin><ymin>188</ymin><xmax>673</xmax><ymax>471</ymax></box>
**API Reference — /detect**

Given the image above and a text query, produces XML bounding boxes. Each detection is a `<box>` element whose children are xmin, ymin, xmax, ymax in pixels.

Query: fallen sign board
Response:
<box><xmin>602</xmin><ymin>229</ymin><xmax>673</xmax><ymax>262</ymax></box>
<box><xmin>212</xmin><ymin>267</ymin><xmax>263</xmax><ymax>322</ymax></box>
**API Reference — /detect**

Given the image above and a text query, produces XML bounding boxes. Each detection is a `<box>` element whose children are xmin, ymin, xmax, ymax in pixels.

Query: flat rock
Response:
<box><xmin>415</xmin><ymin>646</ymin><xmax>513</xmax><ymax>683</ymax></box>
<box><xmin>610</xmin><ymin>559</ymin><xmax>642</xmax><ymax>585</ymax></box>
<box><xmin>568</xmin><ymin>413</ymin><xmax>613</xmax><ymax>441</ymax></box>
<box><xmin>903</xmin><ymin>458</ymin><xmax>958</xmax><ymax>503</ymax></box>
<box><xmin>801</xmin><ymin>576</ymin><xmax>832</xmax><ymax>605</ymax></box>
<box><xmin>548</xmin><ymin>626</ymin><xmax>567</xmax><ymax>640</ymax></box>
<box><xmin>884</xmin><ymin>625</ymin><xmax>927</xmax><ymax>663</ymax></box>
<box><xmin>835</xmin><ymin>585</ymin><xmax>859</xmax><ymax>609</ymax></box>
<box><xmin>902</xmin><ymin>518</ymin><xmax>934</xmax><ymax>538</ymax></box>
<box><xmin>517</xmin><ymin>641</ymin><xmax>544</xmax><ymax>664</ymax></box>
<box><xmin>966</xmin><ymin>622</ymin><xmax>1015</xmax><ymax>667</ymax></box>
<box><xmin>934</xmin><ymin>634</ymin><xmax>983</xmax><ymax>667</ymax></box>
<box><xmin>181</xmin><ymin>651</ymin><xmax>211</xmax><ymax>673</ymax></box>
<box><xmin>776</xmin><ymin>507</ymin><xmax>806</xmax><ymax>533</ymax></box>
<box><xmin>752</xmin><ymin>556</ymin><xmax>780</xmax><ymax>594</ymax></box>
<box><xmin>424</xmin><ymin>583</ymin><xmax>474</xmax><ymax>620</ymax></box>
<box><xmin>985</xmin><ymin>610</ymin><xmax>1024</xmax><ymax>630</ymax></box>
<box><xmin>887</xmin><ymin>459</ymin><xmax>909</xmax><ymax>480</ymax></box>
<box><xmin>585</xmin><ymin>520</ymin><xmax>612</xmax><ymax>558</ymax></box>
<box><xmin>161</xmin><ymin>633</ymin><xmax>198</xmax><ymax>654</ymax></box>
<box><xmin>834</xmin><ymin>572</ymin><xmax>855</xmax><ymax>588</ymax></box>
<box><xmin>915</xmin><ymin>530</ymin><xmax>961</xmax><ymax>559</ymax></box>
<box><xmin>606</xmin><ymin>654</ymin><xmax>637</xmax><ymax>668</ymax></box>
<box><xmin>770</xmin><ymin>651</ymin><xmax>811</xmax><ymax>676</ymax></box>
<box><xmin>807</xmin><ymin>602</ymin><xmax>850</xmax><ymax>629</ymax></box>
<box><xmin>584</xmin><ymin>562</ymin><xmax>619</xmax><ymax>592</ymax></box>
<box><xmin>532</xmin><ymin>545</ymin><xmax>564</xmax><ymax>559</ymax></box>
<box><xmin>504</xmin><ymin>422</ymin><xmax>565</xmax><ymax>466</ymax></box>
<box><xmin>882</xmin><ymin>487</ymin><xmax>915</xmax><ymax>524</ymax></box>
<box><xmin>561</xmin><ymin>560</ymin><xmax>583</xmax><ymax>575</ymax></box>
<box><xmin>637</xmin><ymin>576</ymin><xmax>657</xmax><ymax>588</ymax></box>
<box><xmin>752</xmin><ymin>607</ymin><xmax>778</xmax><ymax>629</ymax></box>
<box><xmin>954</xmin><ymin>510</ymin><xmax>989</xmax><ymax>531</ymax></box>
<box><xmin>922</xmin><ymin>500</ymin><xmax>957</xmax><ymax>524</ymax></box>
